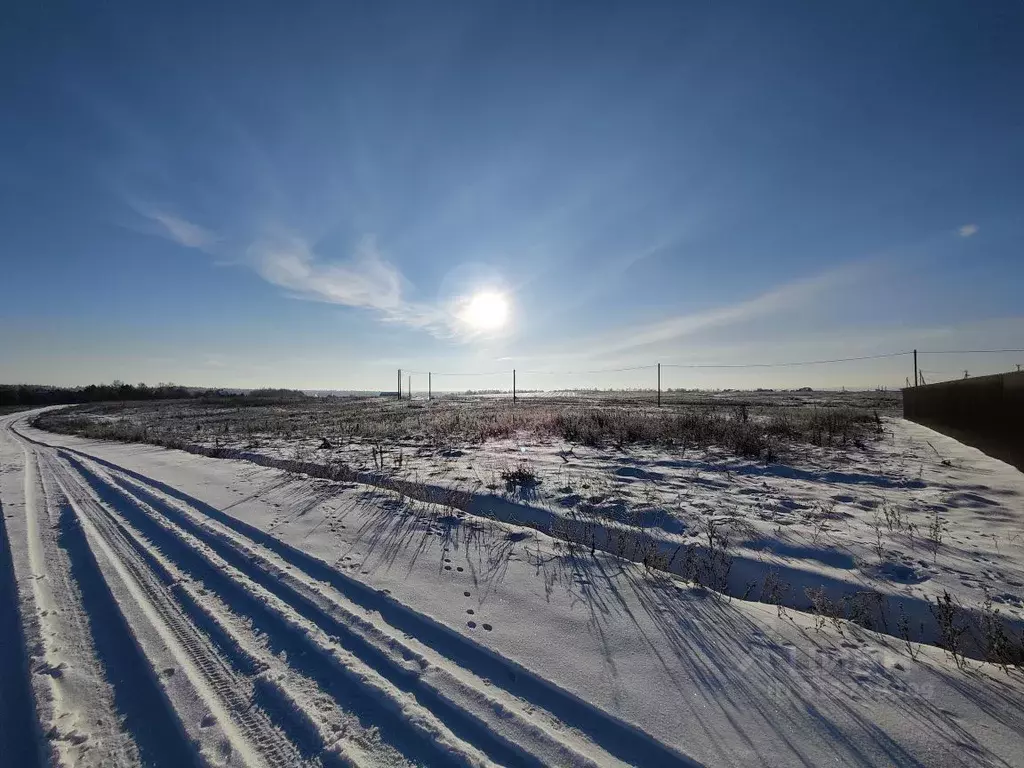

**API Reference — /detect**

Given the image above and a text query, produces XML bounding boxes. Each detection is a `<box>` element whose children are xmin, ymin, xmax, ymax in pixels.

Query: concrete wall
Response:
<box><xmin>903</xmin><ymin>370</ymin><xmax>1024</xmax><ymax>471</ymax></box>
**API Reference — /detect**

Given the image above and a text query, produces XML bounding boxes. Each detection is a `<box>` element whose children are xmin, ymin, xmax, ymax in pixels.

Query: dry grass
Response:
<box><xmin>36</xmin><ymin>390</ymin><xmax>898</xmax><ymax>462</ymax></box>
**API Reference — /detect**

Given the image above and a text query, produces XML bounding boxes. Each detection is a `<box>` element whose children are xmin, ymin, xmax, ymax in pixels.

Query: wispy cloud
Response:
<box><xmin>958</xmin><ymin>223</ymin><xmax>979</xmax><ymax>238</ymax></box>
<box><xmin>127</xmin><ymin>200</ymin><xmax>221</xmax><ymax>252</ymax></box>
<box><xmin>567</xmin><ymin>262</ymin><xmax>871</xmax><ymax>359</ymax></box>
<box><xmin>140</xmin><ymin>209</ymin><xmax>495</xmax><ymax>340</ymax></box>
<box><xmin>151</xmin><ymin>212</ymin><xmax>218</xmax><ymax>249</ymax></box>
<box><xmin>248</xmin><ymin>233</ymin><xmax>465</xmax><ymax>335</ymax></box>
<box><xmin>248</xmin><ymin>233</ymin><xmax>406</xmax><ymax>314</ymax></box>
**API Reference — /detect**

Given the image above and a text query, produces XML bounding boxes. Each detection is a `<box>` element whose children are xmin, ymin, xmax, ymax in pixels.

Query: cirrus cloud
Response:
<box><xmin>141</xmin><ymin>209</ymin><xmax>499</xmax><ymax>341</ymax></box>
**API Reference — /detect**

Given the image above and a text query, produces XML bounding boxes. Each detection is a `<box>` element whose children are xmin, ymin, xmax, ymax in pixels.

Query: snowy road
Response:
<box><xmin>3</xmin><ymin>411</ymin><xmax>675</xmax><ymax>767</ymax></box>
<box><xmin>4</xmin><ymin>408</ymin><xmax>1024</xmax><ymax>767</ymax></box>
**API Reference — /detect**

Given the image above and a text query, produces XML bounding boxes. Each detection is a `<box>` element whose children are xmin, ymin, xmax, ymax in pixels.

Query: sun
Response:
<box><xmin>461</xmin><ymin>290</ymin><xmax>509</xmax><ymax>331</ymax></box>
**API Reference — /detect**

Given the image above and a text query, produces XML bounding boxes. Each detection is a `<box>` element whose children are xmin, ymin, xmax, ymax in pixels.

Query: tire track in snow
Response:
<box><xmin>12</xmin><ymin>435</ymin><xmax>139</xmax><ymax>766</ymax></box>
<box><xmin>56</xmin><ymin>453</ymin><xmax>492</xmax><ymax>768</ymax></box>
<box><xmin>48</xmin><ymin>452</ymin><xmax>412</xmax><ymax>768</ymax></box>
<box><xmin>50</xmin><ymin>488</ymin><xmax>207</xmax><ymax>768</ymax></box>
<box><xmin>8</xmin><ymin>417</ymin><xmax>304</xmax><ymax>768</ymax></box>
<box><xmin>100</xmin><ymin>463</ymin><xmax>623</xmax><ymax>767</ymax></box>
<box><xmin>14</xmin><ymin>419</ymin><xmax>444</xmax><ymax>767</ymax></box>
<box><xmin>44</xmin><ymin>455</ymin><xmax>292</xmax><ymax>768</ymax></box>
<box><xmin>77</xmin><ymin>455</ymin><xmax>606</xmax><ymax>768</ymax></box>
<box><xmin>66</xmin><ymin>448</ymin><xmax>696</xmax><ymax>768</ymax></box>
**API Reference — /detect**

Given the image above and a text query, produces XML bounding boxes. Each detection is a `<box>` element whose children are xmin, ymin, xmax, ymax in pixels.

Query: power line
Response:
<box><xmin>519</xmin><ymin>364</ymin><xmax>656</xmax><ymax>375</ymax></box>
<box><xmin>917</xmin><ymin>348</ymin><xmax>1024</xmax><ymax>355</ymax></box>
<box><xmin>661</xmin><ymin>351</ymin><xmax>911</xmax><ymax>369</ymax></box>
<box><xmin>401</xmin><ymin>349</ymin><xmax>1020</xmax><ymax>380</ymax></box>
<box><xmin>410</xmin><ymin>370</ymin><xmax>510</xmax><ymax>377</ymax></box>
<box><xmin>408</xmin><ymin>364</ymin><xmax>657</xmax><ymax>376</ymax></box>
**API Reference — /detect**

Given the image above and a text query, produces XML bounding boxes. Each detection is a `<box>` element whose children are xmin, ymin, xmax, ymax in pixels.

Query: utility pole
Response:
<box><xmin>397</xmin><ymin>369</ymin><xmax>402</xmax><ymax>400</ymax></box>
<box><xmin>408</xmin><ymin>375</ymin><xmax>412</xmax><ymax>399</ymax></box>
<box><xmin>657</xmin><ymin>362</ymin><xmax>661</xmax><ymax>407</ymax></box>
<box><xmin>428</xmin><ymin>372</ymin><xmax>432</xmax><ymax>400</ymax></box>
<box><xmin>913</xmin><ymin>350</ymin><xmax>918</xmax><ymax>387</ymax></box>
<box><xmin>513</xmin><ymin>369</ymin><xmax>517</xmax><ymax>406</ymax></box>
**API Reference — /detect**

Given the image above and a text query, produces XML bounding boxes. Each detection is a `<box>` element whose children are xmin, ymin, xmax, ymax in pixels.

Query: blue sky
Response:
<box><xmin>2</xmin><ymin>1</ymin><xmax>1022</xmax><ymax>391</ymax></box>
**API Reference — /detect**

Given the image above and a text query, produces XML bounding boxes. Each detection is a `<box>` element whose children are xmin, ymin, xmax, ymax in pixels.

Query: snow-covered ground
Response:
<box><xmin>3</xmin><ymin>407</ymin><xmax>1024</xmax><ymax>766</ymax></box>
<box><xmin>171</xmin><ymin>414</ymin><xmax>1024</xmax><ymax>659</ymax></box>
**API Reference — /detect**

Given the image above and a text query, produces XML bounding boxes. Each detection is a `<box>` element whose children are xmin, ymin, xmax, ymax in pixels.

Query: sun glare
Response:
<box><xmin>461</xmin><ymin>290</ymin><xmax>509</xmax><ymax>332</ymax></box>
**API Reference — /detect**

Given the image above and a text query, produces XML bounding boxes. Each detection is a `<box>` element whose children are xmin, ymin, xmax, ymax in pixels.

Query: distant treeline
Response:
<box><xmin>0</xmin><ymin>383</ymin><xmax>309</xmax><ymax>407</ymax></box>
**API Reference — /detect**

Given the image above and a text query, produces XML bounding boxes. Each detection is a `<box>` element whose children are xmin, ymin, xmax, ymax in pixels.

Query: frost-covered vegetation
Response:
<box><xmin>37</xmin><ymin>388</ymin><xmax>900</xmax><ymax>461</ymax></box>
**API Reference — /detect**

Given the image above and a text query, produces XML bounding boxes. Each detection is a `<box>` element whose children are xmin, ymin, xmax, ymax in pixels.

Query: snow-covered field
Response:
<box><xmin>320</xmin><ymin>417</ymin><xmax>1024</xmax><ymax>661</ymax></box>
<box><xmin>60</xmin><ymin>395</ymin><xmax>1019</xmax><ymax>660</ymax></box>
<box><xmin>4</xmin><ymin>406</ymin><xmax>1024</xmax><ymax>766</ymax></box>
